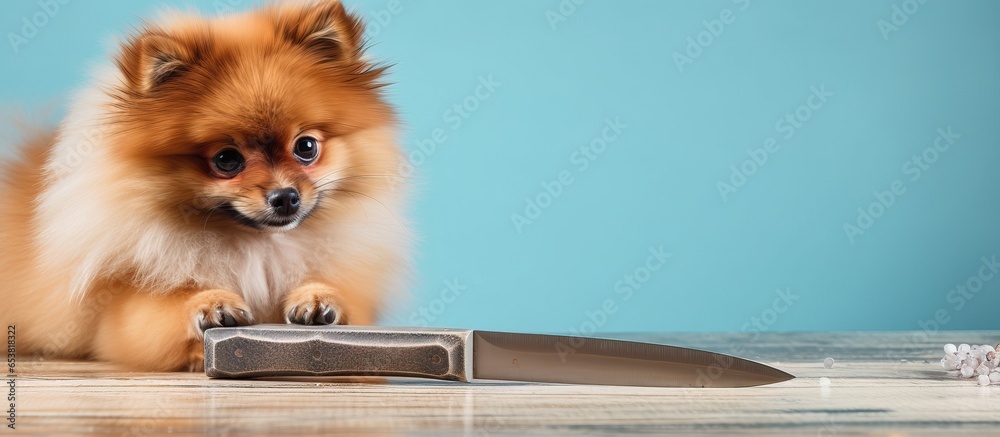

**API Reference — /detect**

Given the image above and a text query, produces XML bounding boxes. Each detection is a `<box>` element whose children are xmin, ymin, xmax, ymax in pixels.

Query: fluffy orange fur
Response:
<box><xmin>0</xmin><ymin>1</ymin><xmax>409</xmax><ymax>371</ymax></box>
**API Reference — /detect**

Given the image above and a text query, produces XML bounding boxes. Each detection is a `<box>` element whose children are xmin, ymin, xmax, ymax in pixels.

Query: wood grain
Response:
<box><xmin>9</xmin><ymin>331</ymin><xmax>1000</xmax><ymax>435</ymax></box>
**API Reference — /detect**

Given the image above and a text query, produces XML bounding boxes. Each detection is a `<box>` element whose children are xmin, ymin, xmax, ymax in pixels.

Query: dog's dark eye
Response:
<box><xmin>212</xmin><ymin>148</ymin><xmax>245</xmax><ymax>177</ymax></box>
<box><xmin>293</xmin><ymin>136</ymin><xmax>319</xmax><ymax>164</ymax></box>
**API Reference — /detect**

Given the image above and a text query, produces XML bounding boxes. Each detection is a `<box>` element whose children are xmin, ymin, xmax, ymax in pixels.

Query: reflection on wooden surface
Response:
<box><xmin>12</xmin><ymin>331</ymin><xmax>1000</xmax><ymax>435</ymax></box>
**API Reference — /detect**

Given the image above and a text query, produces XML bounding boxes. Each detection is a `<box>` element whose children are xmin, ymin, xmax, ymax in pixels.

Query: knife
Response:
<box><xmin>203</xmin><ymin>324</ymin><xmax>793</xmax><ymax>387</ymax></box>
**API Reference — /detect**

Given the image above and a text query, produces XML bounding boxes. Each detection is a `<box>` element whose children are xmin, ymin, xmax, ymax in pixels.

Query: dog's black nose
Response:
<box><xmin>267</xmin><ymin>188</ymin><xmax>301</xmax><ymax>217</ymax></box>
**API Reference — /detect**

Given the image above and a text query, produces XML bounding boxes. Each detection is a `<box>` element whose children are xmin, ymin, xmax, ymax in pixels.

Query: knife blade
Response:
<box><xmin>203</xmin><ymin>324</ymin><xmax>793</xmax><ymax>388</ymax></box>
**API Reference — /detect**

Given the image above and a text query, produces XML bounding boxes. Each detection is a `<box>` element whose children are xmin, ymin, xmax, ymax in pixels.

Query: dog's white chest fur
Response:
<box><xmin>220</xmin><ymin>232</ymin><xmax>310</xmax><ymax>313</ymax></box>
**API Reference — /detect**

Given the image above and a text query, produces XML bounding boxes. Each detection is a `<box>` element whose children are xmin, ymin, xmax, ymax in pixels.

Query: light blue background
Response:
<box><xmin>2</xmin><ymin>0</ymin><xmax>998</xmax><ymax>334</ymax></box>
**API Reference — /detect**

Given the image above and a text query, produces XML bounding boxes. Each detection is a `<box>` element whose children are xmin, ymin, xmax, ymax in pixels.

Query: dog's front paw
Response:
<box><xmin>180</xmin><ymin>290</ymin><xmax>254</xmax><ymax>372</ymax></box>
<box><xmin>283</xmin><ymin>283</ymin><xmax>347</xmax><ymax>325</ymax></box>
<box><xmin>186</xmin><ymin>289</ymin><xmax>255</xmax><ymax>337</ymax></box>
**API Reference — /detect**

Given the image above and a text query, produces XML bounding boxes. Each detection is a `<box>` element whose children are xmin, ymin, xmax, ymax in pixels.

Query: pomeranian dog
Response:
<box><xmin>0</xmin><ymin>0</ymin><xmax>409</xmax><ymax>371</ymax></box>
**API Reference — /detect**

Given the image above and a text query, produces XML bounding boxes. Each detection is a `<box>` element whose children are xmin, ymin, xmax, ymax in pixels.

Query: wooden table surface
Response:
<box><xmin>9</xmin><ymin>331</ymin><xmax>1000</xmax><ymax>436</ymax></box>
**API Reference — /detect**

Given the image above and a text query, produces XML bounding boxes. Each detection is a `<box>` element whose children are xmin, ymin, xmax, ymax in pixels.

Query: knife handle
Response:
<box><xmin>204</xmin><ymin>324</ymin><xmax>474</xmax><ymax>381</ymax></box>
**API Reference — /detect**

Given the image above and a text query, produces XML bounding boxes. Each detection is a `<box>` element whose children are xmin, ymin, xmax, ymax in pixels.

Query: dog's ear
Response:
<box><xmin>116</xmin><ymin>31</ymin><xmax>196</xmax><ymax>94</ymax></box>
<box><xmin>277</xmin><ymin>0</ymin><xmax>366</xmax><ymax>63</ymax></box>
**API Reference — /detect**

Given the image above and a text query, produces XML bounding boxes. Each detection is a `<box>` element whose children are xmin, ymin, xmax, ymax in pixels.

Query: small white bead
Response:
<box><xmin>961</xmin><ymin>366</ymin><xmax>975</xmax><ymax>378</ymax></box>
<box><xmin>978</xmin><ymin>375</ymin><xmax>991</xmax><ymax>386</ymax></box>
<box><xmin>944</xmin><ymin>344</ymin><xmax>957</xmax><ymax>354</ymax></box>
<box><xmin>977</xmin><ymin>364</ymin><xmax>991</xmax><ymax>376</ymax></box>
<box><xmin>959</xmin><ymin>344</ymin><xmax>971</xmax><ymax>353</ymax></box>
<box><xmin>990</xmin><ymin>372</ymin><xmax>1000</xmax><ymax>383</ymax></box>
<box><xmin>944</xmin><ymin>355</ymin><xmax>962</xmax><ymax>370</ymax></box>
<box><xmin>823</xmin><ymin>357</ymin><xmax>834</xmax><ymax>369</ymax></box>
